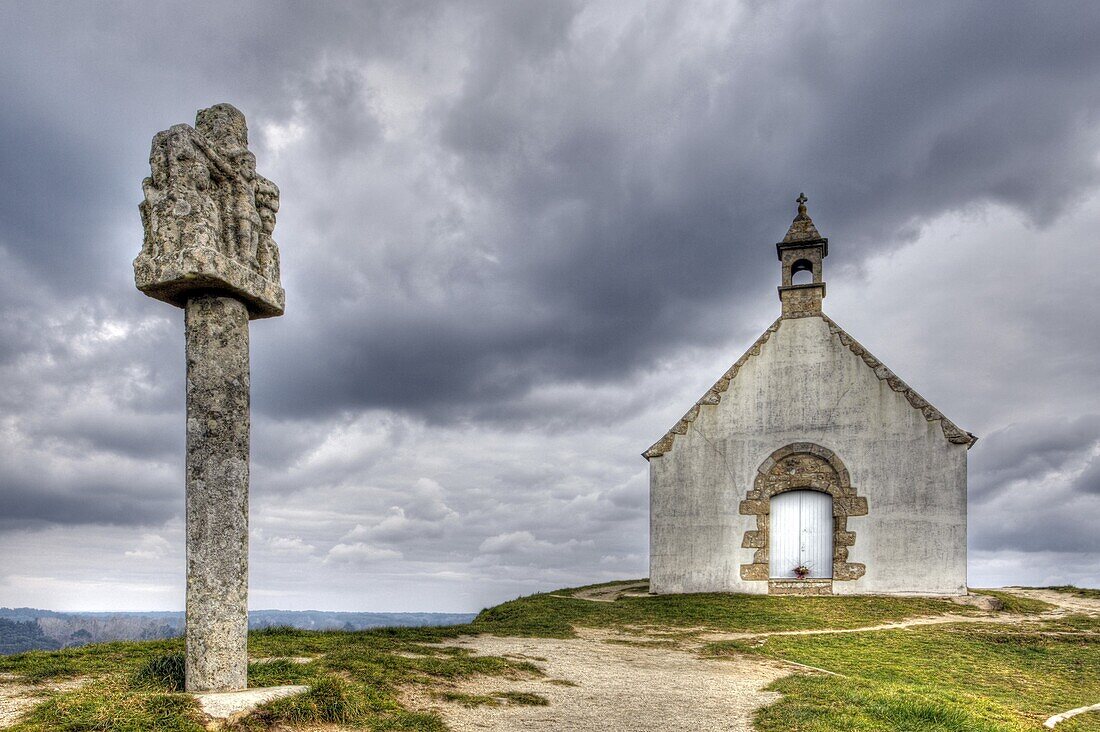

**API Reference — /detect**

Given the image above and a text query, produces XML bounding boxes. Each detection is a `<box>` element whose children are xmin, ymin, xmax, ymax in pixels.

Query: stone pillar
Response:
<box><xmin>134</xmin><ymin>103</ymin><xmax>284</xmax><ymax>693</ymax></box>
<box><xmin>184</xmin><ymin>295</ymin><xmax>250</xmax><ymax>692</ymax></box>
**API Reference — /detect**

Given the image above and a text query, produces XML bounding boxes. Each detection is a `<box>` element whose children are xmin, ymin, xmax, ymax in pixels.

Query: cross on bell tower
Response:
<box><xmin>776</xmin><ymin>193</ymin><xmax>828</xmax><ymax>318</ymax></box>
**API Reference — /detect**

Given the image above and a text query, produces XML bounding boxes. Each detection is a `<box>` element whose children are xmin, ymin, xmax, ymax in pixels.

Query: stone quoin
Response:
<box><xmin>134</xmin><ymin>104</ymin><xmax>284</xmax><ymax>692</ymax></box>
<box><xmin>645</xmin><ymin>195</ymin><xmax>975</xmax><ymax>596</ymax></box>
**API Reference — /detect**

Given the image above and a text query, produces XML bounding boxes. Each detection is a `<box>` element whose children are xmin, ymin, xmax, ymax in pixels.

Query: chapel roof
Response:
<box><xmin>642</xmin><ymin>314</ymin><xmax>978</xmax><ymax>459</ymax></box>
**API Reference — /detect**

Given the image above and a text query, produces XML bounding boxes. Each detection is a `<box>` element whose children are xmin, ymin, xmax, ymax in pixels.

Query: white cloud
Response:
<box><xmin>478</xmin><ymin>531</ymin><xmax>593</xmax><ymax>556</ymax></box>
<box><xmin>324</xmin><ymin>542</ymin><xmax>404</xmax><ymax>564</ymax></box>
<box><xmin>479</xmin><ymin>531</ymin><xmax>549</xmax><ymax>555</ymax></box>
<box><xmin>123</xmin><ymin>533</ymin><xmax>172</xmax><ymax>560</ymax></box>
<box><xmin>265</xmin><ymin>536</ymin><xmax>317</xmax><ymax>556</ymax></box>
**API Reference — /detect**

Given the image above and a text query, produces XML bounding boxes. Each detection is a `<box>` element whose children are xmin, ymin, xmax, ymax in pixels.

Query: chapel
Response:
<box><xmin>645</xmin><ymin>196</ymin><xmax>976</xmax><ymax>596</ymax></box>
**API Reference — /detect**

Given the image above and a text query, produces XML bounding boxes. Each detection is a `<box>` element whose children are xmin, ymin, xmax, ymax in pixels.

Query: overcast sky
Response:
<box><xmin>1</xmin><ymin>1</ymin><xmax>1099</xmax><ymax>612</ymax></box>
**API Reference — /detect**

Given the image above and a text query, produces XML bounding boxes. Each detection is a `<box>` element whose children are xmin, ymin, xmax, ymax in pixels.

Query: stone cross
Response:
<box><xmin>134</xmin><ymin>104</ymin><xmax>284</xmax><ymax>692</ymax></box>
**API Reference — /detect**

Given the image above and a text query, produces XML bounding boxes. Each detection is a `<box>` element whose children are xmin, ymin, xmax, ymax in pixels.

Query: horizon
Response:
<box><xmin>1</xmin><ymin>606</ymin><xmax>480</xmax><ymax>615</ymax></box>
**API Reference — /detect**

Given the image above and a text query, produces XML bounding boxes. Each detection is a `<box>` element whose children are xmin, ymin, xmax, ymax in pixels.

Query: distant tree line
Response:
<box><xmin>0</xmin><ymin>618</ymin><xmax>60</xmax><ymax>654</ymax></box>
<box><xmin>0</xmin><ymin>608</ymin><xmax>476</xmax><ymax>655</ymax></box>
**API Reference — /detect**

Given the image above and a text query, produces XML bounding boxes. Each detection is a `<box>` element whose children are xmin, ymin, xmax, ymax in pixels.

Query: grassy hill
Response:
<box><xmin>0</xmin><ymin>583</ymin><xmax>1096</xmax><ymax>731</ymax></box>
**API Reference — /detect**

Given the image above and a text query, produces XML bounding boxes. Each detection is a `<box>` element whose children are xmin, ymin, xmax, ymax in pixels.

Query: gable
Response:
<box><xmin>643</xmin><ymin>314</ymin><xmax>977</xmax><ymax>459</ymax></box>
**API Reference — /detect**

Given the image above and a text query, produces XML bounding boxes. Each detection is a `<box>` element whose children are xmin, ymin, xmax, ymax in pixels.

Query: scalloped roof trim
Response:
<box><xmin>642</xmin><ymin>315</ymin><xmax>977</xmax><ymax>459</ymax></box>
<box><xmin>643</xmin><ymin>317</ymin><xmax>783</xmax><ymax>458</ymax></box>
<box><xmin>820</xmin><ymin>314</ymin><xmax>977</xmax><ymax>449</ymax></box>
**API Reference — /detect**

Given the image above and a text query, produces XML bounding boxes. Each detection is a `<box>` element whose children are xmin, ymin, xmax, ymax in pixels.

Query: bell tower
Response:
<box><xmin>776</xmin><ymin>193</ymin><xmax>828</xmax><ymax>318</ymax></box>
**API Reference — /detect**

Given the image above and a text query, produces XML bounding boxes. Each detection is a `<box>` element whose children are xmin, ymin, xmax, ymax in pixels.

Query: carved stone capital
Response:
<box><xmin>135</xmin><ymin>244</ymin><xmax>285</xmax><ymax>318</ymax></box>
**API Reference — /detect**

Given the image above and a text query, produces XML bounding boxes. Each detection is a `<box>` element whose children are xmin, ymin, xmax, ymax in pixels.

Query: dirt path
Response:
<box><xmin>411</xmin><ymin>628</ymin><xmax>791</xmax><ymax>731</ymax></box>
<box><xmin>0</xmin><ymin>674</ymin><xmax>86</xmax><ymax>729</ymax></box>
<box><xmin>695</xmin><ymin>611</ymin><xmax>1025</xmax><ymax>643</ymax></box>
<box><xmin>550</xmin><ymin>581</ymin><xmax>650</xmax><ymax>603</ymax></box>
<box><xmin>1003</xmin><ymin>588</ymin><xmax>1100</xmax><ymax>616</ymax></box>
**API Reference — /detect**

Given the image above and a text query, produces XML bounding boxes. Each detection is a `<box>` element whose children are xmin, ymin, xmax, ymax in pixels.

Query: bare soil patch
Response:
<box><xmin>1004</xmin><ymin>588</ymin><xmax>1100</xmax><ymax>616</ymax></box>
<box><xmin>408</xmin><ymin>628</ymin><xmax>790</xmax><ymax>731</ymax></box>
<box><xmin>554</xmin><ymin>581</ymin><xmax>650</xmax><ymax>603</ymax></box>
<box><xmin>0</xmin><ymin>674</ymin><xmax>88</xmax><ymax>729</ymax></box>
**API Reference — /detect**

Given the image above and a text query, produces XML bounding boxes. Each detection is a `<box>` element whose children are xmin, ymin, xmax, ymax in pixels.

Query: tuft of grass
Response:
<box><xmin>1055</xmin><ymin>709</ymin><xmax>1100</xmax><ymax>732</ymax></box>
<box><xmin>229</xmin><ymin>676</ymin><xmax>367</xmax><ymax>730</ymax></box>
<box><xmin>132</xmin><ymin>652</ymin><xmax>186</xmax><ymax>692</ymax></box>
<box><xmin>0</xmin><ymin>638</ymin><xmax>185</xmax><ymax>682</ymax></box>
<box><xmin>496</xmin><ymin>690</ymin><xmax>549</xmax><ymax>706</ymax></box>
<box><xmin>970</xmin><ymin>588</ymin><xmax>1055</xmax><ymax>614</ymax></box>
<box><xmin>435</xmin><ymin>690</ymin><xmax>550</xmax><ymax>708</ymax></box>
<box><xmin>435</xmin><ymin>691</ymin><xmax>502</xmax><ymax>707</ymax></box>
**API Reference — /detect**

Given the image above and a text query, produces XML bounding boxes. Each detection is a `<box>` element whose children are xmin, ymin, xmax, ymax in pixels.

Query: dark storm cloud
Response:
<box><xmin>972</xmin><ymin>511</ymin><xmax>1100</xmax><ymax>554</ymax></box>
<box><xmin>1073</xmin><ymin>456</ymin><xmax>1100</xmax><ymax>496</ymax></box>
<box><xmin>967</xmin><ymin>415</ymin><xmax>1100</xmax><ymax>553</ymax></box>
<box><xmin>5</xmin><ymin>1</ymin><xmax>1099</xmax><ymax>424</ymax></box>
<box><xmin>252</xmin><ymin>1</ymin><xmax>1100</xmax><ymax>421</ymax></box>
<box><xmin>970</xmin><ymin>415</ymin><xmax>1100</xmax><ymax>501</ymax></box>
<box><xmin>0</xmin><ymin>471</ymin><xmax>177</xmax><ymax>531</ymax></box>
<box><xmin>0</xmin><ymin>487</ymin><xmax>175</xmax><ymax>532</ymax></box>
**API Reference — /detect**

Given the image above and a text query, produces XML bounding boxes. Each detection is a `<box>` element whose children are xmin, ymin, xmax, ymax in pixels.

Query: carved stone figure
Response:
<box><xmin>134</xmin><ymin>104</ymin><xmax>285</xmax><ymax>693</ymax></box>
<box><xmin>136</xmin><ymin>103</ymin><xmax>284</xmax><ymax>318</ymax></box>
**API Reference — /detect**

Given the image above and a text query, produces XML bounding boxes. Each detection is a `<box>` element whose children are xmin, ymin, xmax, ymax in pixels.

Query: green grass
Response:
<box><xmin>17</xmin><ymin>674</ymin><xmax>206</xmax><ymax>732</ymax></box>
<box><xmin>0</xmin><ymin>625</ymin><xmax>536</xmax><ymax>731</ymax></box>
<box><xmin>0</xmin><ymin>638</ymin><xmax>186</xmax><ymax>682</ymax></box>
<box><xmin>971</xmin><ymin>588</ymin><xmax>1055</xmax><ymax>614</ymax></box>
<box><xmin>495</xmin><ymin>690</ymin><xmax>550</xmax><ymax>706</ymax></box>
<box><xmin>468</xmin><ymin>579</ymin><xmax>983</xmax><ymax>638</ymax></box>
<box><xmin>705</xmin><ymin>615</ymin><xmax>1100</xmax><ymax>731</ymax></box>
<box><xmin>433</xmin><ymin>690</ymin><xmax>549</xmax><ymax>708</ymax></box>
<box><xmin>0</xmin><ymin>582</ymin><xmax>1080</xmax><ymax>731</ymax></box>
<box><xmin>1057</xmin><ymin>711</ymin><xmax>1100</xmax><ymax>732</ymax></box>
<box><xmin>132</xmin><ymin>652</ymin><xmax>186</xmax><ymax>692</ymax></box>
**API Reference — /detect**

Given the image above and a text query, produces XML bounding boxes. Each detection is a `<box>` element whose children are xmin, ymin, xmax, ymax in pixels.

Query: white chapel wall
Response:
<box><xmin>649</xmin><ymin>315</ymin><xmax>968</xmax><ymax>596</ymax></box>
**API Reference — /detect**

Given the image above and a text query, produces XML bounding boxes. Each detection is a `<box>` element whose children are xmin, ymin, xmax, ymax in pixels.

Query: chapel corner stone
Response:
<box><xmin>135</xmin><ymin>103</ymin><xmax>285</xmax><ymax>319</ymax></box>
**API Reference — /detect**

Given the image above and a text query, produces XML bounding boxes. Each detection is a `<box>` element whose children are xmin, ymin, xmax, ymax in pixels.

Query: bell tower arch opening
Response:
<box><xmin>790</xmin><ymin>258</ymin><xmax>815</xmax><ymax>285</ymax></box>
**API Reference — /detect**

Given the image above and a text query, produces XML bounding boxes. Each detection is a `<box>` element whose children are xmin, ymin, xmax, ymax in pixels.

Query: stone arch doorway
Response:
<box><xmin>738</xmin><ymin>442</ymin><xmax>867</xmax><ymax>595</ymax></box>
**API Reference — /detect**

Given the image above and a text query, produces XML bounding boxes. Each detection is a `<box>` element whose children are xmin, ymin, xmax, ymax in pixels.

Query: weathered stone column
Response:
<box><xmin>134</xmin><ymin>103</ymin><xmax>284</xmax><ymax>693</ymax></box>
<box><xmin>184</xmin><ymin>295</ymin><xmax>250</xmax><ymax>691</ymax></box>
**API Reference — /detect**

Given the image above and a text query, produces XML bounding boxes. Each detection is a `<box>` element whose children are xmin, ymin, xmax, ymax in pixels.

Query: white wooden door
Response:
<box><xmin>769</xmin><ymin>491</ymin><xmax>833</xmax><ymax>579</ymax></box>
